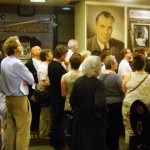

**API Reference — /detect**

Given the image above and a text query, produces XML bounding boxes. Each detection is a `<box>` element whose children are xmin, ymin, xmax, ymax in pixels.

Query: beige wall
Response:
<box><xmin>75</xmin><ymin>1</ymin><xmax>150</xmax><ymax>51</ymax></box>
<box><xmin>75</xmin><ymin>1</ymin><xmax>86</xmax><ymax>53</ymax></box>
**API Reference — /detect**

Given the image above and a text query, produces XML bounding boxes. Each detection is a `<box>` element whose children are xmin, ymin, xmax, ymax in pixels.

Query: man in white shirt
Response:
<box><xmin>63</xmin><ymin>39</ymin><xmax>79</xmax><ymax>70</ymax></box>
<box><xmin>118</xmin><ymin>48</ymin><xmax>132</xmax><ymax>79</ymax></box>
<box><xmin>67</xmin><ymin>39</ymin><xmax>79</xmax><ymax>59</ymax></box>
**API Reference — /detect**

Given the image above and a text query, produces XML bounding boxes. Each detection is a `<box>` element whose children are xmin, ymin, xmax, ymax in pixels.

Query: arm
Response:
<box><xmin>122</xmin><ymin>73</ymin><xmax>131</xmax><ymax>93</ymax></box>
<box><xmin>64</xmin><ymin>59</ymin><xmax>70</xmax><ymax>71</ymax></box>
<box><xmin>39</xmin><ymin>80</ymin><xmax>50</xmax><ymax>87</ymax></box>
<box><xmin>61</xmin><ymin>74</ymin><xmax>66</xmax><ymax>97</ymax></box>
<box><xmin>13</xmin><ymin>61</ymin><xmax>34</xmax><ymax>85</ymax></box>
<box><xmin>38</xmin><ymin>66</ymin><xmax>50</xmax><ymax>87</ymax></box>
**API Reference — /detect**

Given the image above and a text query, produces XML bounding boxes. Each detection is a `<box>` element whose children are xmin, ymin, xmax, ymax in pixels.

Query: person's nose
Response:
<box><xmin>103</xmin><ymin>27</ymin><xmax>109</xmax><ymax>34</ymax></box>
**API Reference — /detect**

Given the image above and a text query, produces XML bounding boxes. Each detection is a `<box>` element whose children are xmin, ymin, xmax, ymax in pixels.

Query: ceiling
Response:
<box><xmin>0</xmin><ymin>0</ymin><xmax>150</xmax><ymax>6</ymax></box>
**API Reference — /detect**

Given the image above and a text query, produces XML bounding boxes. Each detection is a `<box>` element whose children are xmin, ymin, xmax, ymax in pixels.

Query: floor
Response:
<box><xmin>29</xmin><ymin>131</ymin><xmax>71</xmax><ymax>150</ymax></box>
<box><xmin>29</xmin><ymin>131</ymin><xmax>127</xmax><ymax>150</ymax></box>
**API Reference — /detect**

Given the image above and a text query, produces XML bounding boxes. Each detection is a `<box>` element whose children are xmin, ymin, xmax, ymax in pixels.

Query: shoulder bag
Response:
<box><xmin>32</xmin><ymin>84</ymin><xmax>51</xmax><ymax>107</ymax></box>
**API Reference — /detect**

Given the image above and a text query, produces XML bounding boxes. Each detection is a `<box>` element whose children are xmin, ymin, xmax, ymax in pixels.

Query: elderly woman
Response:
<box><xmin>70</xmin><ymin>55</ymin><xmax>108</xmax><ymax>150</ymax></box>
<box><xmin>99</xmin><ymin>55</ymin><xmax>124</xmax><ymax>150</ymax></box>
<box><xmin>122</xmin><ymin>53</ymin><xmax>150</xmax><ymax>148</ymax></box>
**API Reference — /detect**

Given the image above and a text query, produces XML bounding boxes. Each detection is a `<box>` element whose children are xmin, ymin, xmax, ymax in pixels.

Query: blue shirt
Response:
<box><xmin>99</xmin><ymin>72</ymin><xmax>124</xmax><ymax>104</ymax></box>
<box><xmin>0</xmin><ymin>56</ymin><xmax>34</xmax><ymax>96</ymax></box>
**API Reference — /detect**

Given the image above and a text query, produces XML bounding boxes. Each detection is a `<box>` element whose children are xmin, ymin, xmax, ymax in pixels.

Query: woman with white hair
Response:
<box><xmin>70</xmin><ymin>55</ymin><xmax>108</xmax><ymax>150</ymax></box>
<box><xmin>99</xmin><ymin>55</ymin><xmax>124</xmax><ymax>150</ymax></box>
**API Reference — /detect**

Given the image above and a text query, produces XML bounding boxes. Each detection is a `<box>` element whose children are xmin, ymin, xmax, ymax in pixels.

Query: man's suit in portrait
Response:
<box><xmin>87</xmin><ymin>36</ymin><xmax>124</xmax><ymax>63</ymax></box>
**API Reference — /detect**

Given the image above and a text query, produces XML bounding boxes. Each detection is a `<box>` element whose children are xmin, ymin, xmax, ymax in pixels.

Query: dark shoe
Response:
<box><xmin>50</xmin><ymin>138</ymin><xmax>64</xmax><ymax>149</ymax></box>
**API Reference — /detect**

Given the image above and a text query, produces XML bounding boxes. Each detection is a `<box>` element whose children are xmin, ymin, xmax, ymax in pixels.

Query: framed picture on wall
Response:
<box><xmin>19</xmin><ymin>42</ymin><xmax>31</xmax><ymax>60</ymax></box>
<box><xmin>86</xmin><ymin>5</ymin><xmax>125</xmax><ymax>63</ymax></box>
<box><xmin>134</xmin><ymin>25</ymin><xmax>149</xmax><ymax>47</ymax></box>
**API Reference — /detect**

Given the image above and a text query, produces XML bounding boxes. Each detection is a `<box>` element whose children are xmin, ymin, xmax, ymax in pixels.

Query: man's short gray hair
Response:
<box><xmin>82</xmin><ymin>56</ymin><xmax>101</xmax><ymax>78</ymax></box>
<box><xmin>68</xmin><ymin>39</ymin><xmax>78</xmax><ymax>48</ymax></box>
<box><xmin>103</xmin><ymin>55</ymin><xmax>116</xmax><ymax>69</ymax></box>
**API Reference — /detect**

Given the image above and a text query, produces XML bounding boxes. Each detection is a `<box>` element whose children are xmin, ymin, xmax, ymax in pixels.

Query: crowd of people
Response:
<box><xmin>0</xmin><ymin>28</ymin><xmax>150</xmax><ymax>150</ymax></box>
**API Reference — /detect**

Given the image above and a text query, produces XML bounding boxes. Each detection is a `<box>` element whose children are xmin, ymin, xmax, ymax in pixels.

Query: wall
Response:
<box><xmin>0</xmin><ymin>5</ymin><xmax>75</xmax><ymax>50</ymax></box>
<box><xmin>56</xmin><ymin>7</ymin><xmax>75</xmax><ymax>45</ymax></box>
<box><xmin>0</xmin><ymin>5</ymin><xmax>55</xmax><ymax>49</ymax></box>
<box><xmin>75</xmin><ymin>1</ymin><xmax>86</xmax><ymax>53</ymax></box>
<box><xmin>75</xmin><ymin>1</ymin><xmax>150</xmax><ymax>52</ymax></box>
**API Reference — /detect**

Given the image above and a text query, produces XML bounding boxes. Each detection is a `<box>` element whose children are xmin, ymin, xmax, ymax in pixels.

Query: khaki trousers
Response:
<box><xmin>5</xmin><ymin>96</ymin><xmax>31</xmax><ymax>150</ymax></box>
<box><xmin>122</xmin><ymin>102</ymin><xmax>134</xmax><ymax>144</ymax></box>
<box><xmin>39</xmin><ymin>106</ymin><xmax>52</xmax><ymax>137</ymax></box>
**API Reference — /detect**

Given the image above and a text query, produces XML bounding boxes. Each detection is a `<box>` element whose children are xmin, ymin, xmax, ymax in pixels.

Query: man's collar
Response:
<box><xmin>96</xmin><ymin>37</ymin><xmax>110</xmax><ymax>50</ymax></box>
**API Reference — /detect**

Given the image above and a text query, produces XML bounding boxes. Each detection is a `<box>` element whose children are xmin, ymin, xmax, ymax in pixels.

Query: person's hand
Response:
<box><xmin>22</xmin><ymin>80</ymin><xmax>27</xmax><ymax>86</ymax></box>
<box><xmin>64</xmin><ymin>59</ymin><xmax>70</xmax><ymax>67</ymax></box>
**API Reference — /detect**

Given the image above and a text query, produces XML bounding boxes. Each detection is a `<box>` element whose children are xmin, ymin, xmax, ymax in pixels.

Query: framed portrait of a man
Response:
<box><xmin>134</xmin><ymin>25</ymin><xmax>149</xmax><ymax>47</ymax></box>
<box><xmin>86</xmin><ymin>5</ymin><xmax>125</xmax><ymax>63</ymax></box>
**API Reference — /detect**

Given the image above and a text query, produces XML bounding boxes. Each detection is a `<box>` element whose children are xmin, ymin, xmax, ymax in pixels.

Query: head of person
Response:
<box><xmin>67</xmin><ymin>39</ymin><xmax>79</xmax><ymax>53</ymax></box>
<box><xmin>95</xmin><ymin>11</ymin><xmax>114</xmax><ymax>45</ymax></box>
<box><xmin>121</xmin><ymin>48</ymin><xmax>132</xmax><ymax>61</ymax></box>
<box><xmin>101</xmin><ymin>49</ymin><xmax>111</xmax><ymax>62</ymax></box>
<box><xmin>103</xmin><ymin>55</ymin><xmax>118</xmax><ymax>71</ymax></box>
<box><xmin>134</xmin><ymin>48</ymin><xmax>147</xmax><ymax>57</ymax></box>
<box><xmin>69</xmin><ymin>54</ymin><xmax>82</xmax><ymax>70</ymax></box>
<box><xmin>3</xmin><ymin>36</ymin><xmax>23</xmax><ymax>58</ymax></box>
<box><xmin>132</xmin><ymin>53</ymin><xmax>146</xmax><ymax>71</ymax></box>
<box><xmin>31</xmin><ymin>46</ymin><xmax>41</xmax><ymax>59</ymax></box>
<box><xmin>80</xmin><ymin>50</ymin><xmax>91</xmax><ymax>61</ymax></box>
<box><xmin>91</xmin><ymin>50</ymin><xmax>101</xmax><ymax>57</ymax></box>
<box><xmin>54</xmin><ymin>44</ymin><xmax>68</xmax><ymax>62</ymax></box>
<box><xmin>40</xmin><ymin>49</ymin><xmax>53</xmax><ymax>62</ymax></box>
<box><xmin>82</xmin><ymin>55</ymin><xmax>101</xmax><ymax>78</ymax></box>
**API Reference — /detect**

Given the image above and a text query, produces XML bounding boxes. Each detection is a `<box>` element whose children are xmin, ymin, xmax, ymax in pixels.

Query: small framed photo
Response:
<box><xmin>19</xmin><ymin>42</ymin><xmax>31</xmax><ymax>60</ymax></box>
<box><xmin>134</xmin><ymin>25</ymin><xmax>149</xmax><ymax>47</ymax></box>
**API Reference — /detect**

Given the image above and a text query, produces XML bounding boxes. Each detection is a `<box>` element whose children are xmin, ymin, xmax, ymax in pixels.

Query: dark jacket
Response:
<box><xmin>70</xmin><ymin>76</ymin><xmax>108</xmax><ymax>128</ymax></box>
<box><xmin>87</xmin><ymin>36</ymin><xmax>124</xmax><ymax>63</ymax></box>
<box><xmin>25</xmin><ymin>59</ymin><xmax>38</xmax><ymax>98</ymax></box>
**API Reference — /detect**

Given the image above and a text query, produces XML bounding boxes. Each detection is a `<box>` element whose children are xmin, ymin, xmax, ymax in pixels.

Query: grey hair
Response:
<box><xmin>67</xmin><ymin>39</ymin><xmax>78</xmax><ymax>48</ymax></box>
<box><xmin>103</xmin><ymin>55</ymin><xmax>116</xmax><ymax>69</ymax></box>
<box><xmin>82</xmin><ymin>55</ymin><xmax>101</xmax><ymax>78</ymax></box>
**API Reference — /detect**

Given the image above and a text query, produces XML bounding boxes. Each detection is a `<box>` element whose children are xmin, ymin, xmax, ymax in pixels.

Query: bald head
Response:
<box><xmin>31</xmin><ymin>46</ymin><xmax>41</xmax><ymax>59</ymax></box>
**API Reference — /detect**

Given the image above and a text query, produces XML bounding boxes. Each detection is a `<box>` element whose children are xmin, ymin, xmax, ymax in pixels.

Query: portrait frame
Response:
<box><xmin>130</xmin><ymin>23</ymin><xmax>149</xmax><ymax>49</ymax></box>
<box><xmin>19</xmin><ymin>42</ymin><xmax>31</xmax><ymax>60</ymax></box>
<box><xmin>134</xmin><ymin>25</ymin><xmax>149</xmax><ymax>47</ymax></box>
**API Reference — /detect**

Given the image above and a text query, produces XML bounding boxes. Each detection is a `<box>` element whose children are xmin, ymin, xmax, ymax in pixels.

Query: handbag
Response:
<box><xmin>31</xmin><ymin>84</ymin><xmax>51</xmax><ymax>107</ymax></box>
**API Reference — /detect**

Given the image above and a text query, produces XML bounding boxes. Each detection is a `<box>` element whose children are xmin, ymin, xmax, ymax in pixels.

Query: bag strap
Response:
<box><xmin>102</xmin><ymin>72</ymin><xmax>111</xmax><ymax>82</ymax></box>
<box><xmin>128</xmin><ymin>74</ymin><xmax>149</xmax><ymax>94</ymax></box>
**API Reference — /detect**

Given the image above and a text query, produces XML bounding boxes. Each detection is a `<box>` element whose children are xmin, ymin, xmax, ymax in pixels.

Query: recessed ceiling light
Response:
<box><xmin>62</xmin><ymin>7</ymin><xmax>71</xmax><ymax>11</ymax></box>
<box><xmin>30</xmin><ymin>0</ymin><xmax>45</xmax><ymax>2</ymax></box>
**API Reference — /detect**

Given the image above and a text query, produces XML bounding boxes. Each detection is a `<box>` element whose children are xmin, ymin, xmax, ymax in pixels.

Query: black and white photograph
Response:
<box><xmin>19</xmin><ymin>42</ymin><xmax>31</xmax><ymax>60</ymax></box>
<box><xmin>134</xmin><ymin>25</ymin><xmax>149</xmax><ymax>47</ymax></box>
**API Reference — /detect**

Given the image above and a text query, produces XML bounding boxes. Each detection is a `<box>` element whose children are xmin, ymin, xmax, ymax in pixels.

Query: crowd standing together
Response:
<box><xmin>0</xmin><ymin>13</ymin><xmax>150</xmax><ymax>150</ymax></box>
